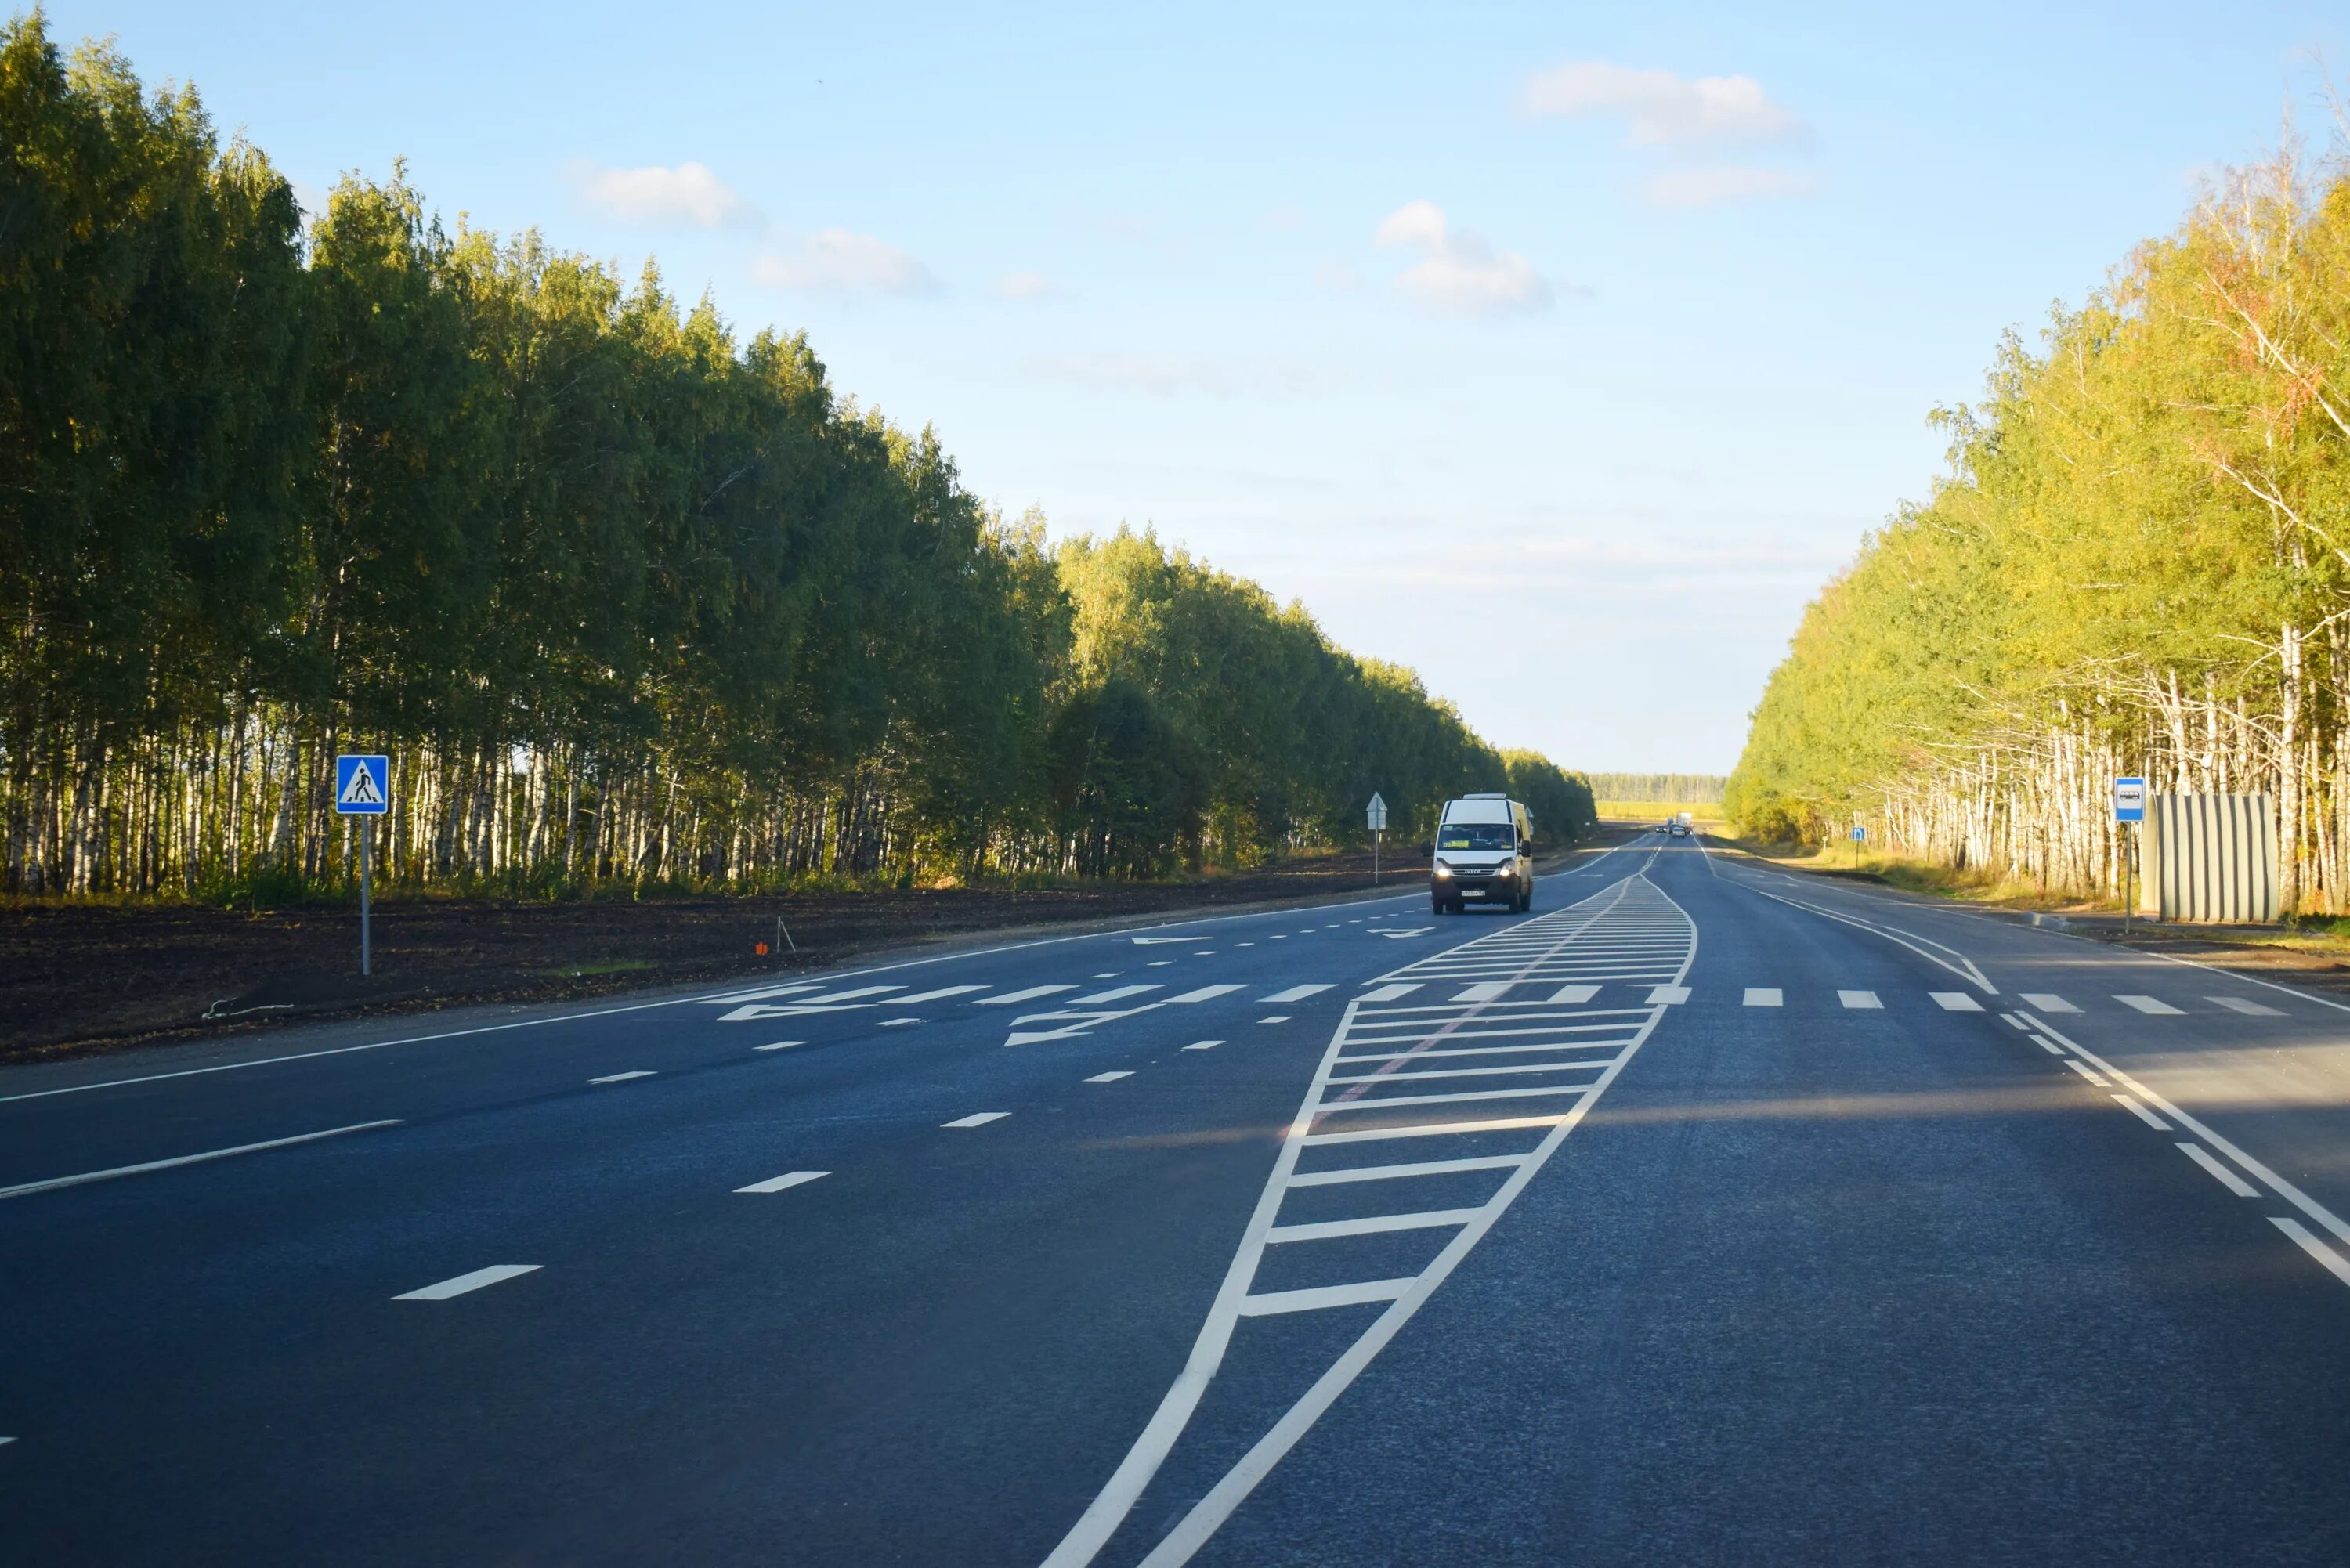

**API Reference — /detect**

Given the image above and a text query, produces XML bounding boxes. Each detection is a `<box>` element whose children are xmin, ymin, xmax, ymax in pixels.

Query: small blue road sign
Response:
<box><xmin>1849</xmin><ymin>826</ymin><xmax>1866</xmax><ymax>842</ymax></box>
<box><xmin>335</xmin><ymin>754</ymin><xmax>389</xmax><ymax>815</ymax></box>
<box><xmin>2113</xmin><ymin>776</ymin><xmax>2146</xmax><ymax>823</ymax></box>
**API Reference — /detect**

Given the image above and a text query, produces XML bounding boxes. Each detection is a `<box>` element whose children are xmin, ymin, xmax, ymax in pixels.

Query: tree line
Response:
<box><xmin>1728</xmin><ymin>131</ymin><xmax>2350</xmax><ymax>909</ymax></box>
<box><xmin>1587</xmin><ymin>774</ymin><xmax>1726</xmax><ymax>805</ymax></box>
<box><xmin>0</xmin><ymin>16</ymin><xmax>1593</xmax><ymax>898</ymax></box>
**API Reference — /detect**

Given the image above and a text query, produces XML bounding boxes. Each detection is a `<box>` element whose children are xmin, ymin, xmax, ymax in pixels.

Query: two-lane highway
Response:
<box><xmin>5</xmin><ymin>836</ymin><xmax>2348</xmax><ymax>1565</ymax></box>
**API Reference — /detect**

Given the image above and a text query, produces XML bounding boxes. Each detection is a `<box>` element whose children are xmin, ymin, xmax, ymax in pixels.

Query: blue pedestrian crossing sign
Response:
<box><xmin>335</xmin><ymin>754</ymin><xmax>389</xmax><ymax>815</ymax></box>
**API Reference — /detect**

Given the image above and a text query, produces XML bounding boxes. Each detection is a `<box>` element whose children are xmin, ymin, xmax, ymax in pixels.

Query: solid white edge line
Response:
<box><xmin>2110</xmin><ymin>1093</ymin><xmax>2171</xmax><ymax>1130</ymax></box>
<box><xmin>0</xmin><ymin>1119</ymin><xmax>403</xmax><ymax>1201</ymax></box>
<box><xmin>2023</xmin><ymin>1013</ymin><xmax>2350</xmax><ymax>1248</ymax></box>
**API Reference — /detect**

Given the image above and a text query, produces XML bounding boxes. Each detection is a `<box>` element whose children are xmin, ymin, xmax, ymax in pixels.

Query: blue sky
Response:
<box><xmin>45</xmin><ymin>0</ymin><xmax>2350</xmax><ymax>773</ymax></box>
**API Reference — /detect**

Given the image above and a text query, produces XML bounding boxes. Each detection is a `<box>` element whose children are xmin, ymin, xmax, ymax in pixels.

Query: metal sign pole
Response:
<box><xmin>361</xmin><ymin>817</ymin><xmax>373</xmax><ymax>977</ymax></box>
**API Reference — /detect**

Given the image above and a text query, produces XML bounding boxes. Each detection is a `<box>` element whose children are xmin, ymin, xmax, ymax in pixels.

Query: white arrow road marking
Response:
<box><xmin>394</xmin><ymin>1264</ymin><xmax>541</xmax><ymax>1301</ymax></box>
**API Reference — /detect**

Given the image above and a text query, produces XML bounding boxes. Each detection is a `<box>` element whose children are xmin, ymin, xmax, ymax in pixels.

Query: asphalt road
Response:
<box><xmin>5</xmin><ymin>835</ymin><xmax>2350</xmax><ymax>1566</ymax></box>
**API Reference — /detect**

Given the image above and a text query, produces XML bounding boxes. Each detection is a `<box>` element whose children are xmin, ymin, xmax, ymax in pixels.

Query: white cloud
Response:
<box><xmin>991</xmin><ymin>270</ymin><xmax>1064</xmax><ymax>301</ymax></box>
<box><xmin>754</xmin><ymin>230</ymin><xmax>938</xmax><ymax>296</ymax></box>
<box><xmin>1517</xmin><ymin>60</ymin><xmax>1804</xmax><ymax>148</ymax></box>
<box><xmin>573</xmin><ymin>160</ymin><xmax>754</xmax><ymax>229</ymax></box>
<box><xmin>1638</xmin><ymin>165</ymin><xmax>1820</xmax><ymax>208</ymax></box>
<box><xmin>1372</xmin><ymin>201</ymin><xmax>1556</xmax><ymax>316</ymax></box>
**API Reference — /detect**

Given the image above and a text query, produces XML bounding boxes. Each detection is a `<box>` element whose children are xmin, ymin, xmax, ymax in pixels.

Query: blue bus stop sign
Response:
<box><xmin>2113</xmin><ymin>777</ymin><xmax>2146</xmax><ymax>823</ymax></box>
<box><xmin>335</xmin><ymin>754</ymin><xmax>389</xmax><ymax>815</ymax></box>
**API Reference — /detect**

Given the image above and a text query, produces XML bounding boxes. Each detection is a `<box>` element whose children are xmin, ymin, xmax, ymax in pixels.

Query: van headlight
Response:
<box><xmin>1492</xmin><ymin>865</ymin><xmax>1513</xmax><ymax>879</ymax></box>
<box><xmin>1434</xmin><ymin>862</ymin><xmax>1453</xmax><ymax>878</ymax></box>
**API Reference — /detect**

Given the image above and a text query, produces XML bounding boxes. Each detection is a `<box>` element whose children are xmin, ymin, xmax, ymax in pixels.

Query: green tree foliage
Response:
<box><xmin>1585</xmin><ymin>774</ymin><xmax>1724</xmax><ymax>805</ymax></box>
<box><xmin>0</xmin><ymin>14</ymin><xmax>1590</xmax><ymax>895</ymax></box>
<box><xmin>1728</xmin><ymin>142</ymin><xmax>2350</xmax><ymax>909</ymax></box>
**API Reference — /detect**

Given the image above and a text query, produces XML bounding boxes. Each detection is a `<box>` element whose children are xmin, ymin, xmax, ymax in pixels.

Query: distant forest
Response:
<box><xmin>1589</xmin><ymin>775</ymin><xmax>1726</xmax><ymax>804</ymax></box>
<box><xmin>0</xmin><ymin>16</ymin><xmax>1593</xmax><ymax>897</ymax></box>
<box><xmin>1729</xmin><ymin>132</ymin><xmax>2350</xmax><ymax>909</ymax></box>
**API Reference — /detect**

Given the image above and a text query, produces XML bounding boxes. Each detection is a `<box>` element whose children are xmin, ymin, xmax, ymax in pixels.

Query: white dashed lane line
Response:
<box><xmin>2112</xmin><ymin>1094</ymin><xmax>2171</xmax><ymax>1130</ymax></box>
<box><xmin>2062</xmin><ymin>1060</ymin><xmax>2111</xmax><ymax>1087</ymax></box>
<box><xmin>588</xmin><ymin>1071</ymin><xmax>656</xmax><ymax>1084</ymax></box>
<box><xmin>2179</xmin><ymin>1143</ymin><xmax>2261</xmax><ymax>1197</ymax></box>
<box><xmin>942</xmin><ymin>1112</ymin><xmax>1010</xmax><ymax>1129</ymax></box>
<box><xmin>1086</xmin><ymin>1071</ymin><xmax>1134</xmax><ymax>1084</ymax></box>
<box><xmin>1743</xmin><ymin>988</ymin><xmax>1782</xmax><ymax>1007</ymax></box>
<box><xmin>1258</xmin><ymin>1015</ymin><xmax>1292</xmax><ymax>1024</ymax></box>
<box><xmin>974</xmin><ymin>985</ymin><xmax>1076</xmax><ymax>1006</ymax></box>
<box><xmin>1264</xmin><ymin>984</ymin><xmax>1334</xmax><ymax>1003</ymax></box>
<box><xmin>2273</xmin><ymin>1218</ymin><xmax>2350</xmax><ymax>1286</ymax></box>
<box><xmin>394</xmin><ymin>1264</ymin><xmax>542</xmax><ymax>1301</ymax></box>
<box><xmin>736</xmin><ymin>1170</ymin><xmax>829</xmax><ymax>1194</ymax></box>
<box><xmin>1169</xmin><ymin>985</ymin><xmax>1244</xmax><ymax>1003</ymax></box>
<box><xmin>1072</xmin><ymin>985</ymin><xmax>1159</xmax><ymax>1005</ymax></box>
<box><xmin>754</xmin><ymin>1040</ymin><xmax>806</xmax><ymax>1052</ymax></box>
<box><xmin>1929</xmin><ymin>992</ymin><xmax>1983</xmax><ymax>1012</ymax></box>
<box><xmin>877</xmin><ymin>1018</ymin><xmax>922</xmax><ymax>1028</ymax></box>
<box><xmin>2020</xmin><ymin>992</ymin><xmax>2079</xmax><ymax>1013</ymax></box>
<box><xmin>1836</xmin><ymin>991</ymin><xmax>1880</xmax><ymax>1010</ymax></box>
<box><xmin>2211</xmin><ymin>995</ymin><xmax>2284</xmax><ymax>1017</ymax></box>
<box><xmin>1181</xmin><ymin>1040</ymin><xmax>1224</xmax><ymax>1051</ymax></box>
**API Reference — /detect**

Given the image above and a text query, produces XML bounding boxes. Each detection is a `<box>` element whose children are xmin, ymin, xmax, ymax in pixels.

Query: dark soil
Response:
<box><xmin>1</xmin><ymin>845</ymin><xmax>1540</xmax><ymax>1064</ymax></box>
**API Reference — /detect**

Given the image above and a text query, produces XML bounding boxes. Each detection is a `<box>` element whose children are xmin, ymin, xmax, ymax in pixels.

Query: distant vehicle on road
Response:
<box><xmin>1424</xmin><ymin>793</ymin><xmax>1534</xmax><ymax>913</ymax></box>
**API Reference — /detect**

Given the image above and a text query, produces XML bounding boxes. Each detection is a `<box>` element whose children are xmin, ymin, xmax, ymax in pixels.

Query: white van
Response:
<box><xmin>1424</xmin><ymin>793</ymin><xmax>1535</xmax><ymax>914</ymax></box>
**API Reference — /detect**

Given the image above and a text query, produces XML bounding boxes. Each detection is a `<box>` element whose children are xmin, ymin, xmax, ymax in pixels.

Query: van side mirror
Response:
<box><xmin>1419</xmin><ymin>841</ymin><xmax>1434</xmax><ymax>858</ymax></box>
<box><xmin>1521</xmin><ymin>839</ymin><xmax>1535</xmax><ymax>855</ymax></box>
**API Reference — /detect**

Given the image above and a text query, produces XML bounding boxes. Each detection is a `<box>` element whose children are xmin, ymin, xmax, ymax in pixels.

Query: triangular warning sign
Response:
<box><xmin>340</xmin><ymin>764</ymin><xmax>384</xmax><ymax>807</ymax></box>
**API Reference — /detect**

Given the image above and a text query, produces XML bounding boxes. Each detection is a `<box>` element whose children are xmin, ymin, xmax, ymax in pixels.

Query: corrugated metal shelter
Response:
<box><xmin>2138</xmin><ymin>793</ymin><xmax>2279</xmax><ymax>923</ymax></box>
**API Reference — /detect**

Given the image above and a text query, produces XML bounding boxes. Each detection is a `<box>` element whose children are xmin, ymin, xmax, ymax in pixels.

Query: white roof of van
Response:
<box><xmin>1444</xmin><ymin>798</ymin><xmax>1515</xmax><ymax>823</ymax></box>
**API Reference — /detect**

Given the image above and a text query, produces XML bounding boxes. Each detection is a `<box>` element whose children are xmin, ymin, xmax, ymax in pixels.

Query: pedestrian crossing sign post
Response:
<box><xmin>1366</xmin><ymin>793</ymin><xmax>1388</xmax><ymax>884</ymax></box>
<box><xmin>1849</xmin><ymin>822</ymin><xmax>1864</xmax><ymax>869</ymax></box>
<box><xmin>335</xmin><ymin>754</ymin><xmax>390</xmax><ymax>976</ymax></box>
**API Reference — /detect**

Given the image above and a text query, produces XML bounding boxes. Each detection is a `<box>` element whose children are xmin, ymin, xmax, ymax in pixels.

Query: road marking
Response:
<box><xmin>1181</xmin><ymin>1040</ymin><xmax>1224</xmax><ymax>1051</ymax></box>
<box><xmin>2272</xmin><ymin>1217</ymin><xmax>2350</xmax><ymax>1288</ymax></box>
<box><xmin>1169</xmin><ymin>985</ymin><xmax>1244</xmax><ymax>1003</ymax></box>
<box><xmin>2111</xmin><ymin>1094</ymin><xmax>2171</xmax><ymax>1130</ymax></box>
<box><xmin>2061</xmin><ymin>1059</ymin><xmax>2110</xmax><ymax>1087</ymax></box>
<box><xmin>2209</xmin><ymin>995</ymin><xmax>2285</xmax><ymax>1017</ymax></box>
<box><xmin>1286</xmin><ymin>1154</ymin><xmax>1527</xmax><ymax>1187</ymax></box>
<box><xmin>1270</xmin><ymin>934</ymin><xmax>1289</xmax><ymax>940</ymax></box>
<box><xmin>394</xmin><ymin>1264</ymin><xmax>541</xmax><ymax>1301</ymax></box>
<box><xmin>894</xmin><ymin>985</ymin><xmax>989</xmax><ymax>1004</ymax></box>
<box><xmin>1073</xmin><ymin>985</ymin><xmax>1161</xmax><ymax>1004</ymax></box>
<box><xmin>1194</xmin><ymin>950</ymin><xmax>1215</xmax><ymax>956</ymax></box>
<box><xmin>1930</xmin><ymin>992</ymin><xmax>1983</xmax><ymax>1012</ymax></box>
<box><xmin>1264</xmin><ymin>1208</ymin><xmax>1481</xmax><ymax>1243</ymax></box>
<box><xmin>2116</xmin><ymin>995</ymin><xmax>2184</xmax><ymax>1015</ymax></box>
<box><xmin>2178</xmin><ymin>1143</ymin><xmax>2260</xmax><ymax>1197</ymax></box>
<box><xmin>1648</xmin><ymin>985</ymin><xmax>1691</xmax><ymax>1004</ymax></box>
<box><xmin>1238</xmin><ymin>1278</ymin><xmax>1413</xmax><ymax>1317</ymax></box>
<box><xmin>2000</xmin><ymin>1013</ymin><xmax>2027</xmax><ymax>1029</ymax></box>
<box><xmin>1092</xmin><ymin>972</ymin><xmax>1120</xmax><ymax>979</ymax></box>
<box><xmin>2026</xmin><ymin>1033</ymin><xmax>2067</xmax><ymax>1056</ymax></box>
<box><xmin>588</xmin><ymin>1071</ymin><xmax>655</xmax><ymax>1084</ymax></box>
<box><xmin>1258</xmin><ymin>1015</ymin><xmax>1292</xmax><ymax>1024</ymax></box>
<box><xmin>783</xmin><ymin>984</ymin><xmax>903</xmax><ymax>1006</ymax></box>
<box><xmin>942</xmin><ymin>1111</ymin><xmax>1010</xmax><ymax>1129</ymax></box>
<box><xmin>736</xmin><ymin>1170</ymin><xmax>829</xmax><ymax>1194</ymax></box>
<box><xmin>1547</xmin><ymin>984</ymin><xmax>1600</xmax><ymax>1003</ymax></box>
<box><xmin>877</xmin><ymin>1017</ymin><xmax>924</xmax><ymax>1027</ymax></box>
<box><xmin>1086</xmin><ymin>1071</ymin><xmax>1135</xmax><ymax>1083</ymax></box>
<box><xmin>0</xmin><ymin>1436</ymin><xmax>13</xmax><ymax>1446</ymax></box>
<box><xmin>1743</xmin><ymin>988</ymin><xmax>1782</xmax><ymax>1007</ymax></box>
<box><xmin>974</xmin><ymin>985</ymin><xmax>1076</xmax><ymax>1006</ymax></box>
<box><xmin>0</xmin><ymin>1119</ymin><xmax>403</xmax><ymax>1202</ymax></box>
<box><xmin>1837</xmin><ymin>990</ymin><xmax>1880</xmax><ymax>1010</ymax></box>
<box><xmin>1449</xmin><ymin>982</ymin><xmax>1510</xmax><ymax>1002</ymax></box>
<box><xmin>1236</xmin><ymin>942</ymin><xmax>1255</xmax><ymax>948</ymax></box>
<box><xmin>1265</xmin><ymin>985</ymin><xmax>1334</xmax><ymax>1003</ymax></box>
<box><xmin>1356</xmin><ymin>983</ymin><xmax>1423</xmax><ymax>1003</ymax></box>
<box><xmin>754</xmin><ymin>1040</ymin><xmax>807</xmax><ymax>1051</ymax></box>
<box><xmin>2019</xmin><ymin>993</ymin><xmax>2078</xmax><ymax>1013</ymax></box>
<box><xmin>1148</xmin><ymin>960</ymin><xmax>1173</xmax><ymax>966</ymax></box>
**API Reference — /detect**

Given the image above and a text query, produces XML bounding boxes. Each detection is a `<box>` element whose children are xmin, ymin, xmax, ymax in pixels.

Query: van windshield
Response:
<box><xmin>1438</xmin><ymin>823</ymin><xmax>1516</xmax><ymax>851</ymax></box>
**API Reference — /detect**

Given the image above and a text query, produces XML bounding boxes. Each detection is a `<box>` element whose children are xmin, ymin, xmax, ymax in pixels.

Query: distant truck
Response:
<box><xmin>1677</xmin><ymin>811</ymin><xmax>1693</xmax><ymax>829</ymax></box>
<box><xmin>1423</xmin><ymin>793</ymin><xmax>1535</xmax><ymax>914</ymax></box>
